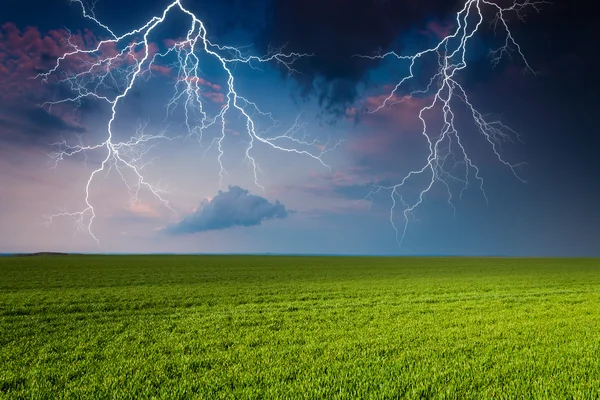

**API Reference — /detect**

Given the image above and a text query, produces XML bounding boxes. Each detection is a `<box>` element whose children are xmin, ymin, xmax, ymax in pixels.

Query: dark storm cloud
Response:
<box><xmin>259</xmin><ymin>0</ymin><xmax>461</xmax><ymax>119</ymax></box>
<box><xmin>166</xmin><ymin>186</ymin><xmax>290</xmax><ymax>235</ymax></box>
<box><xmin>17</xmin><ymin>107</ymin><xmax>85</xmax><ymax>134</ymax></box>
<box><xmin>0</xmin><ymin>105</ymin><xmax>86</xmax><ymax>146</ymax></box>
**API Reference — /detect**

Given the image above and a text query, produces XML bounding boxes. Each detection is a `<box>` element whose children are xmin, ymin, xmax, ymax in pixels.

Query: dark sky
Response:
<box><xmin>0</xmin><ymin>0</ymin><xmax>598</xmax><ymax>255</ymax></box>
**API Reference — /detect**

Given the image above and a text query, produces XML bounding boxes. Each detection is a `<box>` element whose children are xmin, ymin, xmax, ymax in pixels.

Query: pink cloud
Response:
<box><xmin>175</xmin><ymin>76</ymin><xmax>225</xmax><ymax>104</ymax></box>
<box><xmin>342</xmin><ymin>88</ymin><xmax>445</xmax><ymax>166</ymax></box>
<box><xmin>354</xmin><ymin>92</ymin><xmax>436</xmax><ymax>132</ymax></box>
<box><xmin>179</xmin><ymin>76</ymin><xmax>222</xmax><ymax>91</ymax></box>
<box><xmin>0</xmin><ymin>23</ymin><xmax>172</xmax><ymax>102</ymax></box>
<box><xmin>0</xmin><ymin>23</ymin><xmax>180</xmax><ymax>143</ymax></box>
<box><xmin>150</xmin><ymin>64</ymin><xmax>171</xmax><ymax>76</ymax></box>
<box><xmin>0</xmin><ymin>24</ymin><xmax>95</xmax><ymax>100</ymax></box>
<box><xmin>201</xmin><ymin>91</ymin><xmax>225</xmax><ymax>104</ymax></box>
<box><xmin>163</xmin><ymin>38</ymin><xmax>178</xmax><ymax>48</ymax></box>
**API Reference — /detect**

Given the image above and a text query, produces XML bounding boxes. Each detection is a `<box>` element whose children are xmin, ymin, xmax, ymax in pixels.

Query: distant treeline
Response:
<box><xmin>12</xmin><ymin>252</ymin><xmax>73</xmax><ymax>257</ymax></box>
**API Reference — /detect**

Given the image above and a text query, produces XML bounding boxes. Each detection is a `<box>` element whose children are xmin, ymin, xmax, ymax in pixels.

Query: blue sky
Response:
<box><xmin>0</xmin><ymin>0</ymin><xmax>598</xmax><ymax>255</ymax></box>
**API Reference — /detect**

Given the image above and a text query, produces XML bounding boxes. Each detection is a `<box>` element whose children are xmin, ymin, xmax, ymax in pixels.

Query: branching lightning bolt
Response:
<box><xmin>38</xmin><ymin>0</ymin><xmax>337</xmax><ymax>246</ymax></box>
<box><xmin>358</xmin><ymin>0</ymin><xmax>547</xmax><ymax>246</ymax></box>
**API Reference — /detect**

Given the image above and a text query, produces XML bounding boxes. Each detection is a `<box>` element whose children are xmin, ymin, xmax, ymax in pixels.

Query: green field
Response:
<box><xmin>1</xmin><ymin>256</ymin><xmax>599</xmax><ymax>399</ymax></box>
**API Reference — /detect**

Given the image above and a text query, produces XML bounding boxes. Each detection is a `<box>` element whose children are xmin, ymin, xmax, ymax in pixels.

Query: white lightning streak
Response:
<box><xmin>359</xmin><ymin>0</ymin><xmax>546</xmax><ymax>246</ymax></box>
<box><xmin>38</xmin><ymin>0</ymin><xmax>335</xmax><ymax>245</ymax></box>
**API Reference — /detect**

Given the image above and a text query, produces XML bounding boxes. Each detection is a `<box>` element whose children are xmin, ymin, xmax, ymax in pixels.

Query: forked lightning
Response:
<box><xmin>359</xmin><ymin>0</ymin><xmax>546</xmax><ymax>246</ymax></box>
<box><xmin>38</xmin><ymin>0</ymin><xmax>335</xmax><ymax>245</ymax></box>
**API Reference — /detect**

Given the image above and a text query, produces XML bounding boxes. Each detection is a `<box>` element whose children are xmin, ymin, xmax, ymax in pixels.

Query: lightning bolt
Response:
<box><xmin>358</xmin><ymin>0</ymin><xmax>547</xmax><ymax>246</ymax></box>
<box><xmin>37</xmin><ymin>0</ymin><xmax>337</xmax><ymax>246</ymax></box>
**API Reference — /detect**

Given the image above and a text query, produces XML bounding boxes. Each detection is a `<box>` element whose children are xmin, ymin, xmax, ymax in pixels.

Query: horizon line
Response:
<box><xmin>1</xmin><ymin>252</ymin><xmax>596</xmax><ymax>258</ymax></box>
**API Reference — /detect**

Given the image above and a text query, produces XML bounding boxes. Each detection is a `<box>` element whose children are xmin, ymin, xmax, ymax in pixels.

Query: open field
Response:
<box><xmin>1</xmin><ymin>256</ymin><xmax>599</xmax><ymax>399</ymax></box>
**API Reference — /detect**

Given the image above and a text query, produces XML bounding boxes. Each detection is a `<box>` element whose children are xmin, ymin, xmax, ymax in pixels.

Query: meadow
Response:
<box><xmin>1</xmin><ymin>255</ymin><xmax>599</xmax><ymax>399</ymax></box>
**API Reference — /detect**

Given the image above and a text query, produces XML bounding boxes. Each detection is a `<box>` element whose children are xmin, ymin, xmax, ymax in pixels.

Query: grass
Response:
<box><xmin>1</xmin><ymin>255</ymin><xmax>599</xmax><ymax>399</ymax></box>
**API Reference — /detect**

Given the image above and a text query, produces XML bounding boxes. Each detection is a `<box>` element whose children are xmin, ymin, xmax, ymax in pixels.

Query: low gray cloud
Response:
<box><xmin>166</xmin><ymin>186</ymin><xmax>290</xmax><ymax>234</ymax></box>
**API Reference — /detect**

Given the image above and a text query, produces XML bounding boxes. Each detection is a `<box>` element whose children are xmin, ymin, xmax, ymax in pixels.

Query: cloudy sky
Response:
<box><xmin>0</xmin><ymin>0</ymin><xmax>597</xmax><ymax>255</ymax></box>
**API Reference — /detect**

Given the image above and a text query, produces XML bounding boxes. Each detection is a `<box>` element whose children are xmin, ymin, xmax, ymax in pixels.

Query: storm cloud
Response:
<box><xmin>166</xmin><ymin>186</ymin><xmax>290</xmax><ymax>234</ymax></box>
<box><xmin>259</xmin><ymin>0</ymin><xmax>461</xmax><ymax>119</ymax></box>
